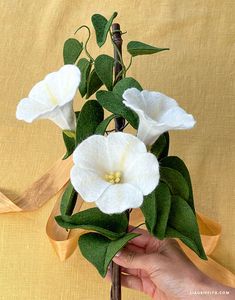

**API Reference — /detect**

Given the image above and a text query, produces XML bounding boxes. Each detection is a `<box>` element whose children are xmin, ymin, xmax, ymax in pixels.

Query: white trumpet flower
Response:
<box><xmin>70</xmin><ymin>132</ymin><xmax>159</xmax><ymax>214</ymax></box>
<box><xmin>16</xmin><ymin>65</ymin><xmax>81</xmax><ymax>130</ymax></box>
<box><xmin>123</xmin><ymin>88</ymin><xmax>196</xmax><ymax>146</ymax></box>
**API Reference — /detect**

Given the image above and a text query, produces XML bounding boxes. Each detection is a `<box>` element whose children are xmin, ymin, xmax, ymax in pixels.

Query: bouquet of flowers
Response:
<box><xmin>15</xmin><ymin>12</ymin><xmax>206</xmax><ymax>300</ymax></box>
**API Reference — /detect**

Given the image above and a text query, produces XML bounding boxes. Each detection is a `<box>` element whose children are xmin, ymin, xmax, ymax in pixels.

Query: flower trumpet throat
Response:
<box><xmin>105</xmin><ymin>171</ymin><xmax>122</xmax><ymax>184</ymax></box>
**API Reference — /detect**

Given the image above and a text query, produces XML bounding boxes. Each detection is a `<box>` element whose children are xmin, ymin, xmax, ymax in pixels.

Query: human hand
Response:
<box><xmin>107</xmin><ymin>226</ymin><xmax>234</xmax><ymax>300</ymax></box>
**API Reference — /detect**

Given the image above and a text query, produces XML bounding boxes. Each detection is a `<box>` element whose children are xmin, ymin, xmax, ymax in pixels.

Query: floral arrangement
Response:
<box><xmin>16</xmin><ymin>12</ymin><xmax>206</xmax><ymax>299</ymax></box>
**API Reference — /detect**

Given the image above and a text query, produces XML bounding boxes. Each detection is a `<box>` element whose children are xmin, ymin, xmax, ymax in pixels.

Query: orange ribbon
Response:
<box><xmin>0</xmin><ymin>157</ymin><xmax>235</xmax><ymax>287</ymax></box>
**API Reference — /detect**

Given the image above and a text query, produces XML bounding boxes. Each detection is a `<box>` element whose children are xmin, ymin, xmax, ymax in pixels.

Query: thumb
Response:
<box><xmin>113</xmin><ymin>248</ymin><xmax>160</xmax><ymax>273</ymax></box>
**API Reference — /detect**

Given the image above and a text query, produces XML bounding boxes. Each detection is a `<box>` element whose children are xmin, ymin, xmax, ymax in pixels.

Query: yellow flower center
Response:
<box><xmin>105</xmin><ymin>171</ymin><xmax>122</xmax><ymax>184</ymax></box>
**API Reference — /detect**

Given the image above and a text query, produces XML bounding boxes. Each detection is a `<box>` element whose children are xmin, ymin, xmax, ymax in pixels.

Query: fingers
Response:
<box><xmin>127</xmin><ymin>226</ymin><xmax>155</xmax><ymax>249</ymax></box>
<box><xmin>113</xmin><ymin>247</ymin><xmax>161</xmax><ymax>273</ymax></box>
<box><xmin>106</xmin><ymin>270</ymin><xmax>156</xmax><ymax>298</ymax></box>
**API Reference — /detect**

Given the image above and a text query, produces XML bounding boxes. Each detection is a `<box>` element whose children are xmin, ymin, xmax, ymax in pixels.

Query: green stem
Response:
<box><xmin>109</xmin><ymin>30</ymin><xmax>126</xmax><ymax>77</ymax></box>
<box><xmin>74</xmin><ymin>25</ymin><xmax>95</xmax><ymax>62</ymax></box>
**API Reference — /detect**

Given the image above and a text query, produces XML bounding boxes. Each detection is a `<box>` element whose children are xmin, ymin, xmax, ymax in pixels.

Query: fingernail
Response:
<box><xmin>115</xmin><ymin>251</ymin><xmax>121</xmax><ymax>257</ymax></box>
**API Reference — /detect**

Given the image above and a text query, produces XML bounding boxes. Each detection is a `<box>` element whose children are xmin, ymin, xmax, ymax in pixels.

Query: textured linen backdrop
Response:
<box><xmin>0</xmin><ymin>0</ymin><xmax>234</xmax><ymax>299</ymax></box>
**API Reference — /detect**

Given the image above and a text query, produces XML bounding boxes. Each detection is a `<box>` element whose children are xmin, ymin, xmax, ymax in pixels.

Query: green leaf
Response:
<box><xmin>55</xmin><ymin>207</ymin><xmax>128</xmax><ymax>240</ymax></box>
<box><xmin>127</xmin><ymin>41</ymin><xmax>169</xmax><ymax>57</ymax></box>
<box><xmin>91</xmin><ymin>12</ymin><xmax>118</xmax><ymax>47</ymax></box>
<box><xmin>79</xmin><ymin>232</ymin><xmax>139</xmax><ymax>277</ymax></box>
<box><xmin>62</xmin><ymin>131</ymin><xmax>76</xmax><ymax>159</ymax></box>
<box><xmin>141</xmin><ymin>190</ymin><xmax>156</xmax><ymax>233</ymax></box>
<box><xmin>86</xmin><ymin>69</ymin><xmax>103</xmax><ymax>99</ymax></box>
<box><xmin>60</xmin><ymin>182</ymin><xmax>77</xmax><ymax>215</ymax></box>
<box><xmin>95</xmin><ymin>55</ymin><xmax>114</xmax><ymax>90</ymax></box>
<box><xmin>63</xmin><ymin>38</ymin><xmax>83</xmax><ymax>64</ymax></box>
<box><xmin>141</xmin><ymin>182</ymin><xmax>171</xmax><ymax>239</ymax></box>
<box><xmin>77</xmin><ymin>58</ymin><xmax>92</xmax><ymax>97</ymax></box>
<box><xmin>160</xmin><ymin>156</ymin><xmax>195</xmax><ymax>211</ymax></box>
<box><xmin>151</xmin><ymin>132</ymin><xmax>169</xmax><ymax>160</ymax></box>
<box><xmin>96</xmin><ymin>91</ymin><xmax>138</xmax><ymax>129</ymax></box>
<box><xmin>160</xmin><ymin>167</ymin><xmax>189</xmax><ymax>201</ymax></box>
<box><xmin>76</xmin><ymin>100</ymin><xmax>104</xmax><ymax>144</ymax></box>
<box><xmin>113</xmin><ymin>77</ymin><xmax>142</xmax><ymax>97</ymax></box>
<box><xmin>166</xmin><ymin>196</ymin><xmax>207</xmax><ymax>259</ymax></box>
<box><xmin>95</xmin><ymin>114</ymin><xmax>115</xmax><ymax>135</ymax></box>
<box><xmin>154</xmin><ymin>183</ymin><xmax>171</xmax><ymax>239</ymax></box>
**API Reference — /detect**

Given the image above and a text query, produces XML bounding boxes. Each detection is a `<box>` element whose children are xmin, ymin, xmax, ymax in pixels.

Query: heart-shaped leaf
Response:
<box><xmin>166</xmin><ymin>196</ymin><xmax>207</xmax><ymax>260</ymax></box>
<box><xmin>151</xmin><ymin>132</ymin><xmax>169</xmax><ymax>160</ymax></box>
<box><xmin>92</xmin><ymin>12</ymin><xmax>118</xmax><ymax>47</ymax></box>
<box><xmin>127</xmin><ymin>41</ymin><xmax>169</xmax><ymax>57</ymax></box>
<box><xmin>56</xmin><ymin>207</ymin><xmax>129</xmax><ymax>240</ymax></box>
<box><xmin>95</xmin><ymin>114</ymin><xmax>115</xmax><ymax>135</ymax></box>
<box><xmin>76</xmin><ymin>100</ymin><xmax>104</xmax><ymax>144</ymax></box>
<box><xmin>141</xmin><ymin>182</ymin><xmax>171</xmax><ymax>239</ymax></box>
<box><xmin>79</xmin><ymin>232</ymin><xmax>139</xmax><ymax>277</ymax></box>
<box><xmin>95</xmin><ymin>54</ymin><xmax>114</xmax><ymax>90</ymax></box>
<box><xmin>63</xmin><ymin>38</ymin><xmax>83</xmax><ymax>64</ymax></box>
<box><xmin>77</xmin><ymin>58</ymin><xmax>92</xmax><ymax>97</ymax></box>
<box><xmin>160</xmin><ymin>167</ymin><xmax>189</xmax><ymax>201</ymax></box>
<box><xmin>160</xmin><ymin>156</ymin><xmax>195</xmax><ymax>211</ymax></box>
<box><xmin>62</xmin><ymin>130</ymin><xmax>76</xmax><ymax>159</ymax></box>
<box><xmin>113</xmin><ymin>77</ymin><xmax>142</xmax><ymax>97</ymax></box>
<box><xmin>96</xmin><ymin>90</ymin><xmax>138</xmax><ymax>129</ymax></box>
<box><xmin>86</xmin><ymin>69</ymin><xmax>103</xmax><ymax>99</ymax></box>
<box><xmin>60</xmin><ymin>181</ymin><xmax>77</xmax><ymax>215</ymax></box>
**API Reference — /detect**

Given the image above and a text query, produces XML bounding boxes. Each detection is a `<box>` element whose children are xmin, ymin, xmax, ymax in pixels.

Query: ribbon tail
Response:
<box><xmin>46</xmin><ymin>193</ymin><xmax>84</xmax><ymax>261</ymax></box>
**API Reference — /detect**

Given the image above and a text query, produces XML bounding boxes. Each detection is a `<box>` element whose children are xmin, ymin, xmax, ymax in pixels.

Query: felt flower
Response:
<box><xmin>70</xmin><ymin>132</ymin><xmax>159</xmax><ymax>214</ymax></box>
<box><xmin>16</xmin><ymin>65</ymin><xmax>81</xmax><ymax>130</ymax></box>
<box><xmin>123</xmin><ymin>88</ymin><xmax>196</xmax><ymax>146</ymax></box>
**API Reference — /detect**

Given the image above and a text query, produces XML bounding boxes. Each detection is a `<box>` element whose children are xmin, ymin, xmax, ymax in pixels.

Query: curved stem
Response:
<box><xmin>109</xmin><ymin>30</ymin><xmax>126</xmax><ymax>78</ymax></box>
<box><xmin>125</xmin><ymin>56</ymin><xmax>133</xmax><ymax>74</ymax></box>
<box><xmin>74</xmin><ymin>25</ymin><xmax>95</xmax><ymax>62</ymax></box>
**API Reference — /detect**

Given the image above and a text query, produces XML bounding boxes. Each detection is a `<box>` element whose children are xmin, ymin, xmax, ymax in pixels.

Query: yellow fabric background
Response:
<box><xmin>0</xmin><ymin>0</ymin><xmax>234</xmax><ymax>299</ymax></box>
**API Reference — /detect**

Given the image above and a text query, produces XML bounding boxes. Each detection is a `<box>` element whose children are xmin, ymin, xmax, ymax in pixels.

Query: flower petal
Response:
<box><xmin>159</xmin><ymin>106</ymin><xmax>196</xmax><ymax>129</ymax></box>
<box><xmin>44</xmin><ymin>65</ymin><xmax>81</xmax><ymax>106</ymax></box>
<box><xmin>16</xmin><ymin>97</ymin><xmax>53</xmax><ymax>123</ymax></box>
<box><xmin>106</xmin><ymin>132</ymin><xmax>147</xmax><ymax>172</ymax></box>
<box><xmin>41</xmin><ymin>102</ymin><xmax>76</xmax><ymax>130</ymax></box>
<box><xmin>70</xmin><ymin>165</ymin><xmax>111</xmax><ymax>202</ymax></box>
<box><xmin>96</xmin><ymin>183</ymin><xmax>143</xmax><ymax>214</ymax></box>
<box><xmin>73</xmin><ymin>135</ymin><xmax>110</xmax><ymax>175</ymax></box>
<box><xmin>124</xmin><ymin>153</ymin><xmax>159</xmax><ymax>195</ymax></box>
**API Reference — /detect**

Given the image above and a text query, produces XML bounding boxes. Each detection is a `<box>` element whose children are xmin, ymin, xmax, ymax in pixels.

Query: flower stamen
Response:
<box><xmin>105</xmin><ymin>171</ymin><xmax>122</xmax><ymax>184</ymax></box>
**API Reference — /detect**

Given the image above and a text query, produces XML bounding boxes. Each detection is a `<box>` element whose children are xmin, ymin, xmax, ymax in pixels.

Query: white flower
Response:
<box><xmin>70</xmin><ymin>132</ymin><xmax>159</xmax><ymax>214</ymax></box>
<box><xmin>123</xmin><ymin>88</ymin><xmax>196</xmax><ymax>146</ymax></box>
<box><xmin>16</xmin><ymin>65</ymin><xmax>81</xmax><ymax>130</ymax></box>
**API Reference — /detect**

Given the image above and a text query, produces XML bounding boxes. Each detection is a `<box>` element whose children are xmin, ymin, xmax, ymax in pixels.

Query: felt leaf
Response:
<box><xmin>76</xmin><ymin>100</ymin><xmax>104</xmax><ymax>144</ymax></box>
<box><xmin>62</xmin><ymin>130</ymin><xmax>76</xmax><ymax>159</ymax></box>
<box><xmin>141</xmin><ymin>190</ymin><xmax>156</xmax><ymax>233</ymax></box>
<box><xmin>63</xmin><ymin>38</ymin><xmax>83</xmax><ymax>64</ymax></box>
<box><xmin>78</xmin><ymin>232</ymin><xmax>139</xmax><ymax>277</ymax></box>
<box><xmin>77</xmin><ymin>58</ymin><xmax>92</xmax><ymax>97</ymax></box>
<box><xmin>96</xmin><ymin>90</ymin><xmax>138</xmax><ymax>129</ymax></box>
<box><xmin>151</xmin><ymin>132</ymin><xmax>169</xmax><ymax>161</ymax></box>
<box><xmin>160</xmin><ymin>156</ymin><xmax>195</xmax><ymax>211</ymax></box>
<box><xmin>127</xmin><ymin>41</ymin><xmax>169</xmax><ymax>57</ymax></box>
<box><xmin>154</xmin><ymin>182</ymin><xmax>171</xmax><ymax>239</ymax></box>
<box><xmin>166</xmin><ymin>196</ymin><xmax>207</xmax><ymax>259</ymax></box>
<box><xmin>141</xmin><ymin>182</ymin><xmax>171</xmax><ymax>239</ymax></box>
<box><xmin>91</xmin><ymin>12</ymin><xmax>118</xmax><ymax>47</ymax></box>
<box><xmin>160</xmin><ymin>167</ymin><xmax>189</xmax><ymax>201</ymax></box>
<box><xmin>86</xmin><ymin>69</ymin><xmax>103</xmax><ymax>99</ymax></box>
<box><xmin>56</xmin><ymin>207</ymin><xmax>128</xmax><ymax>240</ymax></box>
<box><xmin>113</xmin><ymin>77</ymin><xmax>142</xmax><ymax>97</ymax></box>
<box><xmin>95</xmin><ymin>114</ymin><xmax>115</xmax><ymax>135</ymax></box>
<box><xmin>60</xmin><ymin>181</ymin><xmax>77</xmax><ymax>215</ymax></box>
<box><xmin>95</xmin><ymin>55</ymin><xmax>114</xmax><ymax>90</ymax></box>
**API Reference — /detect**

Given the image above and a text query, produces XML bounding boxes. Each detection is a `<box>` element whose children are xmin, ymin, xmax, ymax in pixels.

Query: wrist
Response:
<box><xmin>184</xmin><ymin>273</ymin><xmax>234</xmax><ymax>300</ymax></box>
